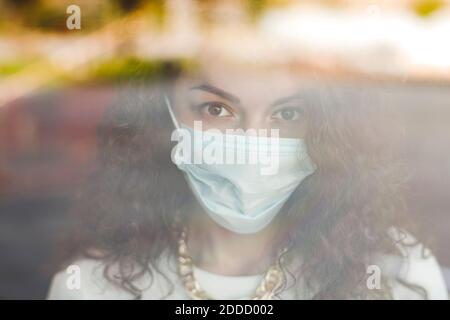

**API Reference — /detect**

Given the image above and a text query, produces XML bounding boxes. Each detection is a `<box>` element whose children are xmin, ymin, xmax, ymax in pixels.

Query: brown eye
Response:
<box><xmin>208</xmin><ymin>104</ymin><xmax>223</xmax><ymax>116</ymax></box>
<box><xmin>281</xmin><ymin>109</ymin><xmax>295</xmax><ymax>120</ymax></box>
<box><xmin>200</xmin><ymin>102</ymin><xmax>232</xmax><ymax>117</ymax></box>
<box><xmin>272</xmin><ymin>107</ymin><xmax>302</xmax><ymax>121</ymax></box>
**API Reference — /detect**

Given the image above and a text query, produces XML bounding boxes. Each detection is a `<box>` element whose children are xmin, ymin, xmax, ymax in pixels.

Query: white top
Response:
<box><xmin>47</xmin><ymin>234</ymin><xmax>449</xmax><ymax>300</ymax></box>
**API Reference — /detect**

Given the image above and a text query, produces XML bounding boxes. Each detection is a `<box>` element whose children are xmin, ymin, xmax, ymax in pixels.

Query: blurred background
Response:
<box><xmin>0</xmin><ymin>0</ymin><xmax>449</xmax><ymax>299</ymax></box>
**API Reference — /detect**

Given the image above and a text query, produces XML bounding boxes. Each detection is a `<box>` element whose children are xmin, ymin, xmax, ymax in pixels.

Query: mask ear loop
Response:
<box><xmin>163</xmin><ymin>94</ymin><xmax>185</xmax><ymax>236</ymax></box>
<box><xmin>164</xmin><ymin>94</ymin><xmax>180</xmax><ymax>129</ymax></box>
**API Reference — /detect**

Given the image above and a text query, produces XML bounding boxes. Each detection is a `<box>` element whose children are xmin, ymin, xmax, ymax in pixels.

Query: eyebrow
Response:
<box><xmin>190</xmin><ymin>84</ymin><xmax>241</xmax><ymax>104</ymax></box>
<box><xmin>190</xmin><ymin>84</ymin><xmax>304</xmax><ymax>109</ymax></box>
<box><xmin>270</xmin><ymin>94</ymin><xmax>305</xmax><ymax>108</ymax></box>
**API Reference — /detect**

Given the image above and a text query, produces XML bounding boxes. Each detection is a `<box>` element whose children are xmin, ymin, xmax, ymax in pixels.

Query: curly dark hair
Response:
<box><xmin>57</xmin><ymin>71</ymin><xmax>426</xmax><ymax>299</ymax></box>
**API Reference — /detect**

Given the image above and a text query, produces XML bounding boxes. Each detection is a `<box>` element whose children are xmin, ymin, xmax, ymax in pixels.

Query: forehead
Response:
<box><xmin>176</xmin><ymin>60</ymin><xmax>305</xmax><ymax>105</ymax></box>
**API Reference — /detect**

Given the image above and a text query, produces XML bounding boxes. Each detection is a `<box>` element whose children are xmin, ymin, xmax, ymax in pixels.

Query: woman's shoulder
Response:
<box><xmin>46</xmin><ymin>252</ymin><xmax>183</xmax><ymax>300</ymax></box>
<box><xmin>376</xmin><ymin>228</ymin><xmax>449</xmax><ymax>300</ymax></box>
<box><xmin>47</xmin><ymin>259</ymin><xmax>132</xmax><ymax>299</ymax></box>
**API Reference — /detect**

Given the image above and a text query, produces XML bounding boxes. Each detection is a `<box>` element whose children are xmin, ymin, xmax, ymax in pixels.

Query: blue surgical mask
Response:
<box><xmin>165</xmin><ymin>96</ymin><xmax>316</xmax><ymax>234</ymax></box>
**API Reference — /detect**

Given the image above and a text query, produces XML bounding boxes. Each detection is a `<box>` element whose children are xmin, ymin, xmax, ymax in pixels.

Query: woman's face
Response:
<box><xmin>172</xmin><ymin>64</ymin><xmax>308</xmax><ymax>138</ymax></box>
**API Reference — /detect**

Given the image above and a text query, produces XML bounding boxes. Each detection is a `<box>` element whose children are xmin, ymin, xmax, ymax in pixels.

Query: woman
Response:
<box><xmin>47</xmin><ymin>60</ymin><xmax>448</xmax><ymax>300</ymax></box>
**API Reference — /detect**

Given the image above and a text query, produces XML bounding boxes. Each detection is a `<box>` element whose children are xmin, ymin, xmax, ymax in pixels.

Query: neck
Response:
<box><xmin>185</xmin><ymin>201</ymin><xmax>282</xmax><ymax>276</ymax></box>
